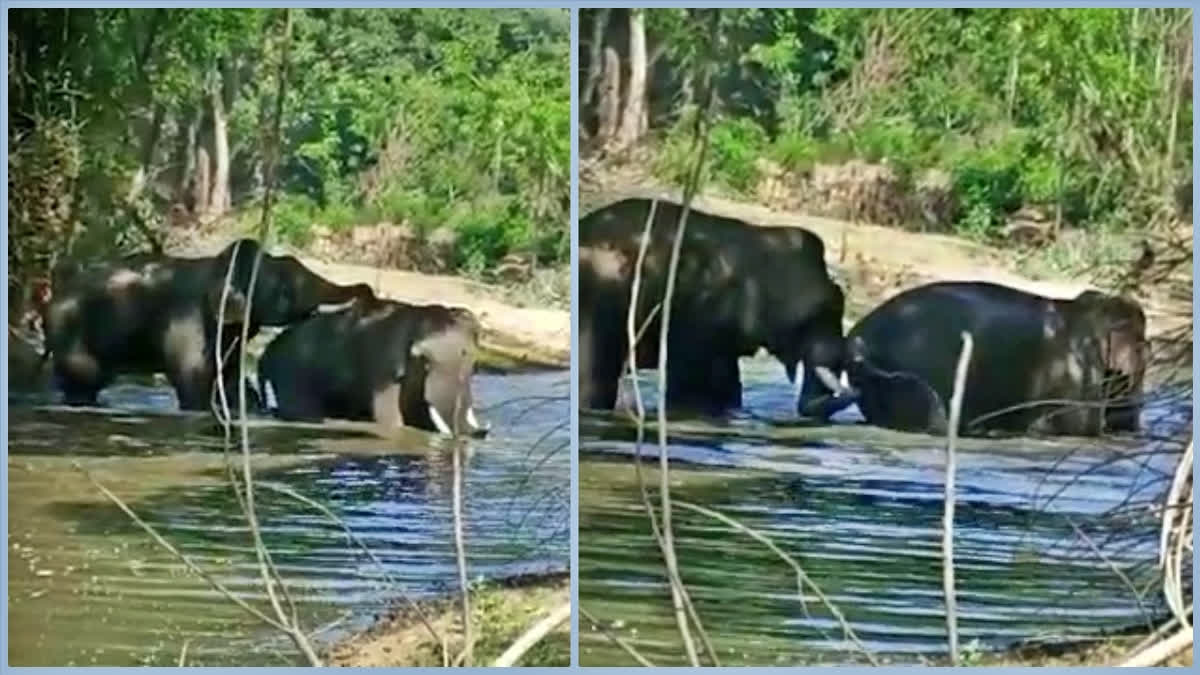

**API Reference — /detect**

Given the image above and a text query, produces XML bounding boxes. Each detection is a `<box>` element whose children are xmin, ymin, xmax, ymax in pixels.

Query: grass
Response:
<box><xmin>324</xmin><ymin>572</ymin><xmax>569</xmax><ymax>667</ymax></box>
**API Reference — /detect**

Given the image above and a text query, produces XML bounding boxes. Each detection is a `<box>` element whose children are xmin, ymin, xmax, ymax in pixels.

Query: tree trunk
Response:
<box><xmin>177</xmin><ymin>105</ymin><xmax>201</xmax><ymax>212</ymax></box>
<box><xmin>207</xmin><ymin>72</ymin><xmax>231</xmax><ymax>217</ymax></box>
<box><xmin>596</xmin><ymin>46</ymin><xmax>621</xmax><ymax>146</ymax></box>
<box><xmin>581</xmin><ymin>9</ymin><xmax>609</xmax><ymax>109</ymax></box>
<box><xmin>1163</xmin><ymin>25</ymin><xmax>1191</xmax><ymax>191</ymax></box>
<box><xmin>193</xmin><ymin>146</ymin><xmax>211</xmax><ymax>215</ymax></box>
<box><xmin>126</xmin><ymin>103</ymin><xmax>164</xmax><ymax>203</ymax></box>
<box><xmin>615</xmin><ymin>8</ymin><xmax>648</xmax><ymax>149</ymax></box>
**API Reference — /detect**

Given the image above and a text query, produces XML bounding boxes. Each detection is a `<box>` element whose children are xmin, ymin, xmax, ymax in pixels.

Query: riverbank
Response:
<box><xmin>323</xmin><ymin>572</ymin><xmax>570</xmax><ymax>667</ymax></box>
<box><xmin>581</xmin><ymin>167</ymin><xmax>1190</xmax><ymax>345</ymax></box>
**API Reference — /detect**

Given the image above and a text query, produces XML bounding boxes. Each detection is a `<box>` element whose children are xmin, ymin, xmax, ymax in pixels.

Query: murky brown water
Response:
<box><xmin>8</xmin><ymin>371</ymin><xmax>569</xmax><ymax>666</ymax></box>
<box><xmin>579</xmin><ymin>354</ymin><xmax>1188</xmax><ymax>666</ymax></box>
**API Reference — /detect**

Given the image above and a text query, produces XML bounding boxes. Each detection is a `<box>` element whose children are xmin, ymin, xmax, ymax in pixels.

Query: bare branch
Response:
<box><xmin>942</xmin><ymin>331</ymin><xmax>973</xmax><ymax>665</ymax></box>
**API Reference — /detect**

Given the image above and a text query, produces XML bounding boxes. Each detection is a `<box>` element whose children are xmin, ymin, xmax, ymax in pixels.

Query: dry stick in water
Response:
<box><xmin>943</xmin><ymin>331</ymin><xmax>973</xmax><ymax>666</ymax></box>
<box><xmin>452</xmin><ymin>440</ymin><xmax>473</xmax><ymax>667</ymax></box>
<box><xmin>225</xmin><ymin>10</ymin><xmax>320</xmax><ymax>665</ymax></box>
<box><xmin>1158</xmin><ymin>439</ymin><xmax>1192</xmax><ymax>629</ymax></box>
<box><xmin>579</xmin><ymin>606</ymin><xmax>657</xmax><ymax>667</ymax></box>
<box><xmin>1066</xmin><ymin>518</ymin><xmax>1156</xmax><ymax>632</ymax></box>
<box><xmin>675</xmin><ymin>500</ymin><xmax>880</xmax><ymax>665</ymax></box>
<box><xmin>72</xmin><ymin>462</ymin><xmax>288</xmax><ymax>632</ymax></box>
<box><xmin>490</xmin><ymin>601</ymin><xmax>571</xmax><ymax>667</ymax></box>
<box><xmin>650</xmin><ymin>103</ymin><xmax>718</xmax><ymax>665</ymax></box>
<box><xmin>257</xmin><ymin>482</ymin><xmax>444</xmax><ymax>646</ymax></box>
<box><xmin>623</xmin><ymin>202</ymin><xmax>719</xmax><ymax>665</ymax></box>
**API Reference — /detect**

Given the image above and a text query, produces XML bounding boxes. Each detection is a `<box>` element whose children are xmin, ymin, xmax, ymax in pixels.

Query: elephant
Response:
<box><xmin>821</xmin><ymin>281</ymin><xmax>1147</xmax><ymax>436</ymax></box>
<box><xmin>579</xmin><ymin>197</ymin><xmax>849</xmax><ymax>417</ymax></box>
<box><xmin>43</xmin><ymin>239</ymin><xmax>375</xmax><ymax>411</ymax></box>
<box><xmin>257</xmin><ymin>296</ymin><xmax>489</xmax><ymax>438</ymax></box>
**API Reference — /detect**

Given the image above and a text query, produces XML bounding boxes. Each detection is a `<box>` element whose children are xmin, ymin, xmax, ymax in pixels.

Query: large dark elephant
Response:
<box><xmin>825</xmin><ymin>281</ymin><xmax>1147</xmax><ymax>436</ymax></box>
<box><xmin>580</xmin><ymin>197</ymin><xmax>849</xmax><ymax>416</ymax></box>
<box><xmin>257</xmin><ymin>297</ymin><xmax>489</xmax><ymax>438</ymax></box>
<box><xmin>43</xmin><ymin>239</ymin><xmax>374</xmax><ymax>411</ymax></box>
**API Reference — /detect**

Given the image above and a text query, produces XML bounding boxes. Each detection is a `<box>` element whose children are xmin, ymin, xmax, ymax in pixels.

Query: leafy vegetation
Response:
<box><xmin>588</xmin><ymin>8</ymin><xmax>1192</xmax><ymax>238</ymax></box>
<box><xmin>8</xmin><ymin>8</ymin><xmax>569</xmax><ymax>291</ymax></box>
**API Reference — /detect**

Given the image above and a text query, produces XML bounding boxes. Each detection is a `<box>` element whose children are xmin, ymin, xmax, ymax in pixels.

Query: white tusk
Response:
<box><xmin>428</xmin><ymin>404</ymin><xmax>454</xmax><ymax>436</ymax></box>
<box><xmin>263</xmin><ymin>379</ymin><xmax>279</xmax><ymax>411</ymax></box>
<box><xmin>317</xmin><ymin>299</ymin><xmax>357</xmax><ymax>314</ymax></box>
<box><xmin>465</xmin><ymin>406</ymin><xmax>484</xmax><ymax>431</ymax></box>
<box><xmin>814</xmin><ymin>366</ymin><xmax>846</xmax><ymax>395</ymax></box>
<box><xmin>793</xmin><ymin>362</ymin><xmax>805</xmax><ymax>403</ymax></box>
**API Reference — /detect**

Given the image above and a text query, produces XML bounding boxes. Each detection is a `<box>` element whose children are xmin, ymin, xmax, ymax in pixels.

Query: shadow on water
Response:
<box><xmin>579</xmin><ymin>354</ymin><xmax>1188</xmax><ymax>666</ymax></box>
<box><xmin>8</xmin><ymin>371</ymin><xmax>569</xmax><ymax>666</ymax></box>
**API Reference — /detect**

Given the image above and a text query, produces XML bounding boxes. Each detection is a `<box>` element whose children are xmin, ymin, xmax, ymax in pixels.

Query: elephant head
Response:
<box><xmin>399</xmin><ymin>306</ymin><xmax>489</xmax><ymax>439</ymax></box>
<box><xmin>1068</xmin><ymin>290</ymin><xmax>1148</xmax><ymax>431</ymax></box>
<box><xmin>208</xmin><ymin>238</ymin><xmax>375</xmax><ymax>327</ymax></box>
<box><xmin>767</xmin><ymin>278</ymin><xmax>851</xmax><ymax>419</ymax></box>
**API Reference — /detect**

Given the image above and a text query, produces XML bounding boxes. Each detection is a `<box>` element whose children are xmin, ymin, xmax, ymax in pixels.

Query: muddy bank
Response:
<box><xmin>324</xmin><ymin>571</ymin><xmax>570</xmax><ymax>667</ymax></box>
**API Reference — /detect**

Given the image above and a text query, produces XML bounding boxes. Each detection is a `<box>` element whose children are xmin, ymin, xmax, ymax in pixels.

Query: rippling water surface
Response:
<box><xmin>8</xmin><ymin>370</ymin><xmax>569</xmax><ymax>666</ymax></box>
<box><xmin>580</xmin><ymin>354</ymin><xmax>1186</xmax><ymax>666</ymax></box>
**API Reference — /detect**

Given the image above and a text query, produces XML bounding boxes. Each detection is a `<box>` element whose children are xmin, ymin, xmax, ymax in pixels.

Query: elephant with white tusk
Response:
<box><xmin>258</xmin><ymin>296</ymin><xmax>489</xmax><ymax>439</ymax></box>
<box><xmin>820</xmin><ymin>281</ymin><xmax>1148</xmax><ymax>437</ymax></box>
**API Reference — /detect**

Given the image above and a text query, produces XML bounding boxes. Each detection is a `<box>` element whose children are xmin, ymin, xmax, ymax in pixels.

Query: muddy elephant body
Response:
<box><xmin>43</xmin><ymin>239</ymin><xmax>374</xmax><ymax>411</ymax></box>
<box><xmin>835</xmin><ymin>282</ymin><xmax>1146</xmax><ymax>436</ymax></box>
<box><xmin>580</xmin><ymin>197</ymin><xmax>847</xmax><ymax>416</ymax></box>
<box><xmin>257</xmin><ymin>297</ymin><xmax>488</xmax><ymax>437</ymax></box>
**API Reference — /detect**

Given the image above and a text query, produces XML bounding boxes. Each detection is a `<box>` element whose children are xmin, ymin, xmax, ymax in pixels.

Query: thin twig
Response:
<box><xmin>1066</xmin><ymin>518</ymin><xmax>1155</xmax><ymax>632</ymax></box>
<box><xmin>580</xmin><ymin>606</ymin><xmax>657</xmax><ymax>667</ymax></box>
<box><xmin>72</xmin><ymin>462</ymin><xmax>286</xmax><ymax>631</ymax></box>
<box><xmin>675</xmin><ymin>500</ymin><xmax>880</xmax><ymax>665</ymax></box>
<box><xmin>452</xmin><ymin>442</ymin><xmax>473</xmax><ymax>667</ymax></box>
<box><xmin>257</xmin><ymin>482</ymin><xmax>444</xmax><ymax>646</ymax></box>
<box><xmin>623</xmin><ymin>202</ymin><xmax>720</xmax><ymax>666</ymax></box>
<box><xmin>942</xmin><ymin>331</ymin><xmax>973</xmax><ymax>665</ymax></box>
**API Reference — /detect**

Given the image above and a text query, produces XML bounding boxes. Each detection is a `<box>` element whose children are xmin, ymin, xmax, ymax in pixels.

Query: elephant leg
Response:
<box><xmin>664</xmin><ymin>336</ymin><xmax>741</xmax><ymax>414</ymax></box>
<box><xmin>54</xmin><ymin>342</ymin><xmax>108</xmax><ymax>406</ymax></box>
<box><xmin>580</xmin><ymin>302</ymin><xmax>626</xmax><ymax>410</ymax></box>
<box><xmin>167</xmin><ymin>363</ymin><xmax>215</xmax><ymax>411</ymax></box>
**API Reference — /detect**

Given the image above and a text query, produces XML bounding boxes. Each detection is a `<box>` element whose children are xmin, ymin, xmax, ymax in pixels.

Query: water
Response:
<box><xmin>8</xmin><ymin>370</ymin><xmax>569</xmax><ymax>666</ymax></box>
<box><xmin>579</xmin><ymin>354</ymin><xmax>1188</xmax><ymax>667</ymax></box>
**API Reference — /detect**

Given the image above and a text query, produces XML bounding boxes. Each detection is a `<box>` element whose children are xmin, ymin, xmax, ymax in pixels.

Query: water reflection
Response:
<box><xmin>8</xmin><ymin>370</ymin><xmax>568</xmax><ymax>666</ymax></box>
<box><xmin>580</xmin><ymin>353</ymin><xmax>1182</xmax><ymax>666</ymax></box>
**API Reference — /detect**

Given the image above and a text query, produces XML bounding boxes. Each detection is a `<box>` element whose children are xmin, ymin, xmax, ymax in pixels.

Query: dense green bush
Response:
<box><xmin>638</xmin><ymin>8</ymin><xmax>1191</xmax><ymax>241</ymax></box>
<box><xmin>10</xmin><ymin>8</ymin><xmax>570</xmax><ymax>275</ymax></box>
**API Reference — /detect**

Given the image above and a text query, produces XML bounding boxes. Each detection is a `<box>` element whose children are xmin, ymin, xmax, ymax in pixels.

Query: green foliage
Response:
<box><xmin>629</xmin><ymin>7</ymin><xmax>1192</xmax><ymax>240</ymax></box>
<box><xmin>707</xmin><ymin>116</ymin><xmax>770</xmax><ymax>191</ymax></box>
<box><xmin>9</xmin><ymin>8</ymin><xmax>569</xmax><ymax>272</ymax></box>
<box><xmin>946</xmin><ymin>130</ymin><xmax>1027</xmax><ymax>236</ymax></box>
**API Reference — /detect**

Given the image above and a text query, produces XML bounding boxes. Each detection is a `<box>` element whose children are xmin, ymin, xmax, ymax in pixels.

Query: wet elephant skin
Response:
<box><xmin>43</xmin><ymin>239</ymin><xmax>374</xmax><ymax>411</ymax></box>
<box><xmin>579</xmin><ymin>197</ymin><xmax>847</xmax><ymax>418</ymax></box>
<box><xmin>836</xmin><ymin>281</ymin><xmax>1147</xmax><ymax>437</ymax></box>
